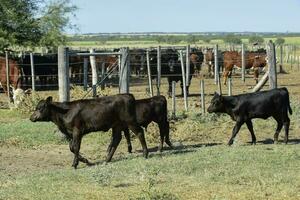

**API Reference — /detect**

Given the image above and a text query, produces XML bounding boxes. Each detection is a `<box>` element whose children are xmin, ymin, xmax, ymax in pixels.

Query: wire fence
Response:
<box><xmin>1</xmin><ymin>44</ymin><xmax>300</xmax><ymax>95</ymax></box>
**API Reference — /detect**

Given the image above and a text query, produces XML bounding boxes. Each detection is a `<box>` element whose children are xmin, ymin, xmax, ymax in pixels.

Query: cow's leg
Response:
<box><xmin>253</xmin><ymin>67</ymin><xmax>259</xmax><ymax>84</ymax></box>
<box><xmin>69</xmin><ymin>130</ymin><xmax>84</xmax><ymax>169</ymax></box>
<box><xmin>128</xmin><ymin>124</ymin><xmax>148</xmax><ymax>158</ymax></box>
<box><xmin>228</xmin><ymin>121</ymin><xmax>244</xmax><ymax>146</ymax></box>
<box><xmin>283</xmin><ymin>117</ymin><xmax>290</xmax><ymax>144</ymax></box>
<box><xmin>106</xmin><ymin>134</ymin><xmax>113</xmax><ymax>153</ymax></box>
<box><xmin>106</xmin><ymin>127</ymin><xmax>122</xmax><ymax>162</ymax></box>
<box><xmin>223</xmin><ymin>70</ymin><xmax>230</xmax><ymax>85</ymax></box>
<box><xmin>158</xmin><ymin>121</ymin><xmax>172</xmax><ymax>152</ymax></box>
<box><xmin>124</xmin><ymin>128</ymin><xmax>132</xmax><ymax>153</ymax></box>
<box><xmin>167</xmin><ymin>78</ymin><xmax>172</xmax><ymax>97</ymax></box>
<box><xmin>246</xmin><ymin>120</ymin><xmax>256</xmax><ymax>145</ymax></box>
<box><xmin>164</xmin><ymin>121</ymin><xmax>173</xmax><ymax>148</ymax></box>
<box><xmin>273</xmin><ymin>120</ymin><xmax>283</xmax><ymax>144</ymax></box>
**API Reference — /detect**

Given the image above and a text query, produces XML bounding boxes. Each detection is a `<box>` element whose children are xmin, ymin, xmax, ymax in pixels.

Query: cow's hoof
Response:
<box><xmin>227</xmin><ymin>140</ymin><xmax>234</xmax><ymax>146</ymax></box>
<box><xmin>143</xmin><ymin>151</ymin><xmax>149</xmax><ymax>159</ymax></box>
<box><xmin>273</xmin><ymin>140</ymin><xmax>278</xmax><ymax>144</ymax></box>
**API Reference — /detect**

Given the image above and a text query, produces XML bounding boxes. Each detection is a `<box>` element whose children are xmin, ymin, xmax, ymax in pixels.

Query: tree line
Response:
<box><xmin>68</xmin><ymin>34</ymin><xmax>287</xmax><ymax>46</ymax></box>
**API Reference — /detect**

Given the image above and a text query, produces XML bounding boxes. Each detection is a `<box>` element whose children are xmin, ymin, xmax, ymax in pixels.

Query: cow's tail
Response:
<box><xmin>283</xmin><ymin>87</ymin><xmax>293</xmax><ymax>115</ymax></box>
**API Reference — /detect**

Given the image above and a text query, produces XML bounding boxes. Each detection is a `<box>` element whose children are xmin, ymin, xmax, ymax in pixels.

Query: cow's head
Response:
<box><xmin>207</xmin><ymin>92</ymin><xmax>225</xmax><ymax>113</ymax></box>
<box><xmin>30</xmin><ymin>96</ymin><xmax>53</xmax><ymax>122</ymax></box>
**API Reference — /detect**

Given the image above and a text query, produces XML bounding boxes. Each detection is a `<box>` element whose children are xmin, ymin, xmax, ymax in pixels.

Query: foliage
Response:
<box><xmin>275</xmin><ymin>37</ymin><xmax>285</xmax><ymax>46</ymax></box>
<box><xmin>38</xmin><ymin>0</ymin><xmax>78</xmax><ymax>49</ymax></box>
<box><xmin>222</xmin><ymin>34</ymin><xmax>242</xmax><ymax>44</ymax></box>
<box><xmin>0</xmin><ymin>0</ymin><xmax>77</xmax><ymax>51</ymax></box>
<box><xmin>0</xmin><ymin>0</ymin><xmax>41</xmax><ymax>50</ymax></box>
<box><xmin>248</xmin><ymin>35</ymin><xmax>264</xmax><ymax>45</ymax></box>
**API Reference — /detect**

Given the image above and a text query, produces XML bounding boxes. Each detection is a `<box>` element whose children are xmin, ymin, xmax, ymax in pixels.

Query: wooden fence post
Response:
<box><xmin>186</xmin><ymin>44</ymin><xmax>190</xmax><ymax>86</ymax></box>
<box><xmin>279</xmin><ymin>45</ymin><xmax>283</xmax><ymax>73</ymax></box>
<box><xmin>268</xmin><ymin>41</ymin><xmax>277</xmax><ymax>89</ymax></box>
<box><xmin>171</xmin><ymin>81</ymin><xmax>176</xmax><ymax>119</ymax></box>
<box><xmin>214</xmin><ymin>44</ymin><xmax>219</xmax><ymax>84</ymax></box>
<box><xmin>58</xmin><ymin>46</ymin><xmax>70</xmax><ymax>102</ymax></box>
<box><xmin>297</xmin><ymin>56</ymin><xmax>300</xmax><ymax>71</ymax></box>
<box><xmin>101</xmin><ymin>62</ymin><xmax>105</xmax><ymax>90</ymax></box>
<box><xmin>119</xmin><ymin>47</ymin><xmax>130</xmax><ymax>94</ymax></box>
<box><xmin>157</xmin><ymin>46</ymin><xmax>161</xmax><ymax>95</ymax></box>
<box><xmin>146</xmin><ymin>50</ymin><xmax>153</xmax><ymax>97</ymax></box>
<box><xmin>30</xmin><ymin>53</ymin><xmax>35</xmax><ymax>91</ymax></box>
<box><xmin>89</xmin><ymin>48</ymin><xmax>97</xmax><ymax>97</ymax></box>
<box><xmin>180</xmin><ymin>50</ymin><xmax>188</xmax><ymax>111</ymax></box>
<box><xmin>83</xmin><ymin>57</ymin><xmax>88</xmax><ymax>91</ymax></box>
<box><xmin>200</xmin><ymin>79</ymin><xmax>205</xmax><ymax>114</ymax></box>
<box><xmin>241</xmin><ymin>43</ymin><xmax>246</xmax><ymax>82</ymax></box>
<box><xmin>5</xmin><ymin>51</ymin><xmax>11</xmax><ymax>102</ymax></box>
<box><xmin>228</xmin><ymin>77</ymin><xmax>232</xmax><ymax>96</ymax></box>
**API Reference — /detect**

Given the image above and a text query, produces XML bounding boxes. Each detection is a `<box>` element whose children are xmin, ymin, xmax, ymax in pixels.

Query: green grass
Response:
<box><xmin>1</xmin><ymin>144</ymin><xmax>300</xmax><ymax>200</ymax></box>
<box><xmin>0</xmin><ymin>102</ymin><xmax>300</xmax><ymax>199</ymax></box>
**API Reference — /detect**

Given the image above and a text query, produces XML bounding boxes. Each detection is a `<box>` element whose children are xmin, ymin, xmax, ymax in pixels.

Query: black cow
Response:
<box><xmin>207</xmin><ymin>88</ymin><xmax>292</xmax><ymax>145</ymax></box>
<box><xmin>107</xmin><ymin>95</ymin><xmax>173</xmax><ymax>153</ymax></box>
<box><xmin>30</xmin><ymin>94</ymin><xmax>148</xmax><ymax>169</ymax></box>
<box><xmin>19</xmin><ymin>54</ymin><xmax>58</xmax><ymax>90</ymax></box>
<box><xmin>149</xmin><ymin>48</ymin><xmax>195</xmax><ymax>97</ymax></box>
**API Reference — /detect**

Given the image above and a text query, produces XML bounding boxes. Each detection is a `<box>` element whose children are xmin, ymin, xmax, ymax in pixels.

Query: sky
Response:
<box><xmin>69</xmin><ymin>0</ymin><xmax>300</xmax><ymax>34</ymax></box>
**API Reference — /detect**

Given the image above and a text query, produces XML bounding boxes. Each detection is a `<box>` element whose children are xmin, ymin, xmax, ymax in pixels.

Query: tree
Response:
<box><xmin>222</xmin><ymin>34</ymin><xmax>242</xmax><ymax>45</ymax></box>
<box><xmin>186</xmin><ymin>35</ymin><xmax>198</xmax><ymax>44</ymax></box>
<box><xmin>0</xmin><ymin>0</ymin><xmax>41</xmax><ymax>50</ymax></box>
<box><xmin>0</xmin><ymin>0</ymin><xmax>77</xmax><ymax>51</ymax></box>
<box><xmin>37</xmin><ymin>0</ymin><xmax>77</xmax><ymax>49</ymax></box>
<box><xmin>275</xmin><ymin>37</ymin><xmax>285</xmax><ymax>46</ymax></box>
<box><xmin>248</xmin><ymin>35</ymin><xmax>264</xmax><ymax>45</ymax></box>
<box><xmin>202</xmin><ymin>37</ymin><xmax>211</xmax><ymax>44</ymax></box>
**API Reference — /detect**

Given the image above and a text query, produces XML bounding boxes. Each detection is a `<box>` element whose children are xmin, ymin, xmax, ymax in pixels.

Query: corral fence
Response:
<box><xmin>0</xmin><ymin>41</ymin><xmax>289</xmax><ymax>114</ymax></box>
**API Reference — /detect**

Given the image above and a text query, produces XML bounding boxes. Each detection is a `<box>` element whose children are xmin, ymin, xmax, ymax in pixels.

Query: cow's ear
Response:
<box><xmin>214</xmin><ymin>92</ymin><xmax>220</xmax><ymax>97</ymax></box>
<box><xmin>46</xmin><ymin>96</ymin><xmax>53</xmax><ymax>103</ymax></box>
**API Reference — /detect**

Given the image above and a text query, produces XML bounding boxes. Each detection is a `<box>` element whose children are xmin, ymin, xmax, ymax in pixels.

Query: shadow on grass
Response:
<box><xmin>248</xmin><ymin>138</ymin><xmax>300</xmax><ymax>145</ymax></box>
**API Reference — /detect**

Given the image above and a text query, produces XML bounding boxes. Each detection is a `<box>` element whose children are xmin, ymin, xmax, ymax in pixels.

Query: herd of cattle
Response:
<box><xmin>0</xmin><ymin>47</ymin><xmax>267</xmax><ymax>99</ymax></box>
<box><xmin>30</xmin><ymin>87</ymin><xmax>292</xmax><ymax>169</ymax></box>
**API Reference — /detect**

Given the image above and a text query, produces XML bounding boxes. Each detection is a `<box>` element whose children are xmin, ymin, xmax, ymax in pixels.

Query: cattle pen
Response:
<box><xmin>1</xmin><ymin>42</ymin><xmax>300</xmax><ymax>200</ymax></box>
<box><xmin>0</xmin><ymin>41</ymin><xmax>297</xmax><ymax>115</ymax></box>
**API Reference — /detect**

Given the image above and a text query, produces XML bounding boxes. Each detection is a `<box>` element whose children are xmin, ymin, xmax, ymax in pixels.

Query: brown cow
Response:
<box><xmin>222</xmin><ymin>49</ymin><xmax>267</xmax><ymax>85</ymax></box>
<box><xmin>0</xmin><ymin>56</ymin><xmax>22</xmax><ymax>101</ymax></box>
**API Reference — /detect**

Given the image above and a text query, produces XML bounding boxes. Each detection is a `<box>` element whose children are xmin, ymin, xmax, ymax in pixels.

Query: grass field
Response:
<box><xmin>1</xmin><ymin>64</ymin><xmax>300</xmax><ymax>199</ymax></box>
<box><xmin>67</xmin><ymin>36</ymin><xmax>300</xmax><ymax>49</ymax></box>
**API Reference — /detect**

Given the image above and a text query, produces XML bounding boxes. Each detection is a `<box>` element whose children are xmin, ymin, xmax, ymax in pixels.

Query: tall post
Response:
<box><xmin>171</xmin><ymin>81</ymin><xmax>176</xmax><ymax>119</ymax></box>
<box><xmin>279</xmin><ymin>45</ymin><xmax>283</xmax><ymax>73</ymax></box>
<box><xmin>228</xmin><ymin>77</ymin><xmax>232</xmax><ymax>96</ymax></box>
<box><xmin>214</xmin><ymin>44</ymin><xmax>219</xmax><ymax>84</ymax></box>
<box><xmin>101</xmin><ymin>62</ymin><xmax>105</xmax><ymax>90</ymax></box>
<box><xmin>89</xmin><ymin>48</ymin><xmax>97</xmax><ymax>97</ymax></box>
<box><xmin>5</xmin><ymin>51</ymin><xmax>11</xmax><ymax>101</ymax></box>
<box><xmin>146</xmin><ymin>50</ymin><xmax>153</xmax><ymax>97</ymax></box>
<box><xmin>157</xmin><ymin>46</ymin><xmax>161</xmax><ymax>95</ymax></box>
<box><xmin>200</xmin><ymin>79</ymin><xmax>205</xmax><ymax>114</ymax></box>
<box><xmin>180</xmin><ymin>50</ymin><xmax>188</xmax><ymax>111</ymax></box>
<box><xmin>58</xmin><ymin>46</ymin><xmax>70</xmax><ymax>102</ymax></box>
<box><xmin>186</xmin><ymin>45</ymin><xmax>190</xmax><ymax>86</ymax></box>
<box><xmin>241</xmin><ymin>43</ymin><xmax>246</xmax><ymax>82</ymax></box>
<box><xmin>30</xmin><ymin>53</ymin><xmax>36</xmax><ymax>91</ymax></box>
<box><xmin>119</xmin><ymin>47</ymin><xmax>130</xmax><ymax>94</ymax></box>
<box><xmin>268</xmin><ymin>41</ymin><xmax>277</xmax><ymax>89</ymax></box>
<box><xmin>298</xmin><ymin>55</ymin><xmax>300</xmax><ymax>71</ymax></box>
<box><xmin>83</xmin><ymin>57</ymin><xmax>88</xmax><ymax>91</ymax></box>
